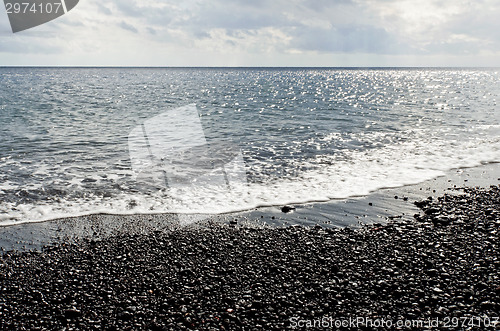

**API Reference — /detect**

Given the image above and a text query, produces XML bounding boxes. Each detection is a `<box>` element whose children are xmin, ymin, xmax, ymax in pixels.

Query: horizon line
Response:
<box><xmin>0</xmin><ymin>65</ymin><xmax>499</xmax><ymax>69</ymax></box>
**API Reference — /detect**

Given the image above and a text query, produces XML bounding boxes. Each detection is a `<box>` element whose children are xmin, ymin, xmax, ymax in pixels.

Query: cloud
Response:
<box><xmin>0</xmin><ymin>34</ymin><xmax>64</xmax><ymax>54</ymax></box>
<box><xmin>96</xmin><ymin>3</ymin><xmax>113</xmax><ymax>16</ymax></box>
<box><xmin>119</xmin><ymin>21</ymin><xmax>138</xmax><ymax>34</ymax></box>
<box><xmin>0</xmin><ymin>0</ymin><xmax>498</xmax><ymax>65</ymax></box>
<box><xmin>114</xmin><ymin>0</ymin><xmax>143</xmax><ymax>17</ymax></box>
<box><xmin>362</xmin><ymin>0</ymin><xmax>500</xmax><ymax>54</ymax></box>
<box><xmin>288</xmin><ymin>25</ymin><xmax>408</xmax><ymax>54</ymax></box>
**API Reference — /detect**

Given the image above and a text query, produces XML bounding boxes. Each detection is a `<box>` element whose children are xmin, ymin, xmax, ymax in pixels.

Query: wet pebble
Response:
<box><xmin>0</xmin><ymin>186</ymin><xmax>499</xmax><ymax>329</ymax></box>
<box><xmin>281</xmin><ymin>206</ymin><xmax>296</xmax><ymax>213</ymax></box>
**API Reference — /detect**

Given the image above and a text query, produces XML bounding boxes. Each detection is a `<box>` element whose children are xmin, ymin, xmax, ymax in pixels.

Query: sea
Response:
<box><xmin>1</xmin><ymin>67</ymin><xmax>499</xmax><ymax>226</ymax></box>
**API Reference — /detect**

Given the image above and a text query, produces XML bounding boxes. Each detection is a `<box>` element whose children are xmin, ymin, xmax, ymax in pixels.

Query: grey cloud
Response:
<box><xmin>104</xmin><ymin>0</ymin><xmax>358</xmax><ymax>38</ymax></box>
<box><xmin>178</xmin><ymin>0</ymin><xmax>407</xmax><ymax>54</ymax></box>
<box><xmin>301</xmin><ymin>0</ymin><xmax>356</xmax><ymax>12</ymax></box>
<box><xmin>186</xmin><ymin>4</ymin><xmax>286</xmax><ymax>32</ymax></box>
<box><xmin>444</xmin><ymin>9</ymin><xmax>500</xmax><ymax>51</ymax></box>
<box><xmin>112</xmin><ymin>0</ymin><xmax>175</xmax><ymax>28</ymax></box>
<box><xmin>0</xmin><ymin>38</ymin><xmax>63</xmax><ymax>54</ymax></box>
<box><xmin>2</xmin><ymin>0</ymin><xmax>494</xmax><ymax>59</ymax></box>
<box><xmin>119</xmin><ymin>21</ymin><xmax>138</xmax><ymax>33</ymax></box>
<box><xmin>289</xmin><ymin>25</ymin><xmax>412</xmax><ymax>54</ymax></box>
<box><xmin>96</xmin><ymin>3</ymin><xmax>113</xmax><ymax>16</ymax></box>
<box><xmin>398</xmin><ymin>1</ymin><xmax>500</xmax><ymax>55</ymax></box>
<box><xmin>114</xmin><ymin>0</ymin><xmax>142</xmax><ymax>17</ymax></box>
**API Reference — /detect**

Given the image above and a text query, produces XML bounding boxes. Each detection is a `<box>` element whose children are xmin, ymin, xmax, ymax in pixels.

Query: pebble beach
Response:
<box><xmin>1</xmin><ymin>185</ymin><xmax>499</xmax><ymax>330</ymax></box>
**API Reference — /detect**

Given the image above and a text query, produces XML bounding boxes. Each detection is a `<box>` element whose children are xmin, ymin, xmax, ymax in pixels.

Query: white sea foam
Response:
<box><xmin>1</xmin><ymin>68</ymin><xmax>499</xmax><ymax>226</ymax></box>
<box><xmin>1</xmin><ymin>125</ymin><xmax>499</xmax><ymax>226</ymax></box>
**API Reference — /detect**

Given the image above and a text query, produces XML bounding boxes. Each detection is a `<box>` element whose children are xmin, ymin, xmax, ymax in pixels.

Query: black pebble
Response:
<box><xmin>1</xmin><ymin>186</ymin><xmax>499</xmax><ymax>330</ymax></box>
<box><xmin>281</xmin><ymin>206</ymin><xmax>296</xmax><ymax>213</ymax></box>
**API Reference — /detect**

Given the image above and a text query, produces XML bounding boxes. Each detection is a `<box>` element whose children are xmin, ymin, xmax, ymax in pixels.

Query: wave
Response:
<box><xmin>1</xmin><ymin>125</ymin><xmax>499</xmax><ymax>226</ymax></box>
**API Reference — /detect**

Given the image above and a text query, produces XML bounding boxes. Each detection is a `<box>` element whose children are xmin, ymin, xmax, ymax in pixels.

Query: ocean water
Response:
<box><xmin>0</xmin><ymin>67</ymin><xmax>499</xmax><ymax>226</ymax></box>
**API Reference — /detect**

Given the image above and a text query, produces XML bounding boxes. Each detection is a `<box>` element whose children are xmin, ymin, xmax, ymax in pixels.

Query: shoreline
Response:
<box><xmin>0</xmin><ymin>184</ymin><xmax>499</xmax><ymax>329</ymax></box>
<box><xmin>1</xmin><ymin>162</ymin><xmax>500</xmax><ymax>252</ymax></box>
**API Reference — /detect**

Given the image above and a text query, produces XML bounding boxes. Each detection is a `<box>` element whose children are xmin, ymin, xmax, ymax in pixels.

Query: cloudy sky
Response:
<box><xmin>0</xmin><ymin>0</ymin><xmax>499</xmax><ymax>66</ymax></box>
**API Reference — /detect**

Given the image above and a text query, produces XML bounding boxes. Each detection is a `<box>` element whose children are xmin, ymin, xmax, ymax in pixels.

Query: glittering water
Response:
<box><xmin>0</xmin><ymin>67</ymin><xmax>499</xmax><ymax>225</ymax></box>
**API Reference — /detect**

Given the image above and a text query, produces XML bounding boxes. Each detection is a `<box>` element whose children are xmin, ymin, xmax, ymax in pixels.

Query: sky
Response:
<box><xmin>0</xmin><ymin>0</ymin><xmax>499</xmax><ymax>67</ymax></box>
